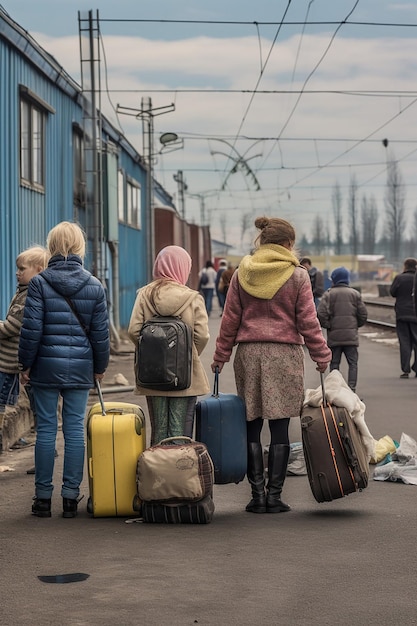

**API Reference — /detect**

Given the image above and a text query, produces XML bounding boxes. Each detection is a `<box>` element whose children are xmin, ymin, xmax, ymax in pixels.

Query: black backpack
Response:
<box><xmin>135</xmin><ymin>315</ymin><xmax>192</xmax><ymax>391</ymax></box>
<box><xmin>200</xmin><ymin>270</ymin><xmax>209</xmax><ymax>286</ymax></box>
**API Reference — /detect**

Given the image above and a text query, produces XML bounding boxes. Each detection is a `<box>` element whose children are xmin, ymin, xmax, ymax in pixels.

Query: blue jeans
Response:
<box><xmin>217</xmin><ymin>289</ymin><xmax>226</xmax><ymax>311</ymax></box>
<box><xmin>32</xmin><ymin>387</ymin><xmax>89</xmax><ymax>500</ymax></box>
<box><xmin>201</xmin><ymin>288</ymin><xmax>214</xmax><ymax>315</ymax></box>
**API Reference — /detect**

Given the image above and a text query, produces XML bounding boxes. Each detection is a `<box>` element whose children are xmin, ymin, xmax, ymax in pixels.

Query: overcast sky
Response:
<box><xmin>4</xmin><ymin>1</ymin><xmax>417</xmax><ymax>251</ymax></box>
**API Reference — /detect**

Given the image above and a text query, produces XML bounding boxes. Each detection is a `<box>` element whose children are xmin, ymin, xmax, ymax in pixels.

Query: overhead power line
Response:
<box><xmin>99</xmin><ymin>19</ymin><xmax>417</xmax><ymax>28</ymax></box>
<box><xmin>259</xmin><ymin>0</ymin><xmax>360</xmax><ymax>170</ymax></box>
<box><xmin>175</xmin><ymin>134</ymin><xmax>417</xmax><ymax>143</ymax></box>
<box><xmin>101</xmin><ymin>89</ymin><xmax>417</xmax><ymax>96</ymax></box>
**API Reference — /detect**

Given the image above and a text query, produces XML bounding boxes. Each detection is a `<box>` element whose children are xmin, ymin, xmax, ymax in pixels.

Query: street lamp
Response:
<box><xmin>159</xmin><ymin>133</ymin><xmax>184</xmax><ymax>156</ymax></box>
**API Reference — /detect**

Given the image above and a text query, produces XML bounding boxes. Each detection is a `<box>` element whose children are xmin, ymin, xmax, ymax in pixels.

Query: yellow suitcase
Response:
<box><xmin>86</xmin><ymin>388</ymin><xmax>146</xmax><ymax>517</ymax></box>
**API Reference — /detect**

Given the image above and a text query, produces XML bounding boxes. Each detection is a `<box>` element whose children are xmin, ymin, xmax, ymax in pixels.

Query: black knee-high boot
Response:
<box><xmin>246</xmin><ymin>442</ymin><xmax>266</xmax><ymax>513</ymax></box>
<box><xmin>266</xmin><ymin>443</ymin><xmax>291</xmax><ymax>513</ymax></box>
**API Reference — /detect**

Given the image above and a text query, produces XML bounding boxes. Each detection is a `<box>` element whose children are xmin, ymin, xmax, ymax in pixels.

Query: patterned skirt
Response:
<box><xmin>233</xmin><ymin>342</ymin><xmax>305</xmax><ymax>421</ymax></box>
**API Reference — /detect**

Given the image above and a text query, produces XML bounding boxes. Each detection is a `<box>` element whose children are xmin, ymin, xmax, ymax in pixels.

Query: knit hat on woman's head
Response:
<box><xmin>331</xmin><ymin>266</ymin><xmax>350</xmax><ymax>285</ymax></box>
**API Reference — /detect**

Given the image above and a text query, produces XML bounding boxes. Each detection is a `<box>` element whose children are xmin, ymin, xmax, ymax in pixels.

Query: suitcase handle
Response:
<box><xmin>320</xmin><ymin>372</ymin><xmax>328</xmax><ymax>407</ymax></box>
<box><xmin>213</xmin><ymin>367</ymin><xmax>220</xmax><ymax>398</ymax></box>
<box><xmin>158</xmin><ymin>436</ymin><xmax>194</xmax><ymax>446</ymax></box>
<box><xmin>94</xmin><ymin>379</ymin><xmax>107</xmax><ymax>416</ymax></box>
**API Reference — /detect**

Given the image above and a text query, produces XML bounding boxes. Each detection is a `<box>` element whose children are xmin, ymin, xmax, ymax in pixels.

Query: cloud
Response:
<box><xmin>33</xmin><ymin>29</ymin><xmax>417</xmax><ymax>247</ymax></box>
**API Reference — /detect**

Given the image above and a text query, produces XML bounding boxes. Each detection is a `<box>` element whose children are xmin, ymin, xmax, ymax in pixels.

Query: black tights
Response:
<box><xmin>246</xmin><ymin>417</ymin><xmax>290</xmax><ymax>446</ymax></box>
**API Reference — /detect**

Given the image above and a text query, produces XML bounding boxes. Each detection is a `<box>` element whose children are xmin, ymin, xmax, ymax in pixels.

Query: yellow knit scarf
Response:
<box><xmin>238</xmin><ymin>244</ymin><xmax>300</xmax><ymax>299</ymax></box>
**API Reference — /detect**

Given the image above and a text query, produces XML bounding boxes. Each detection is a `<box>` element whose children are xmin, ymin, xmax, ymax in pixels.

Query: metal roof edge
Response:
<box><xmin>0</xmin><ymin>7</ymin><xmax>81</xmax><ymax>102</ymax></box>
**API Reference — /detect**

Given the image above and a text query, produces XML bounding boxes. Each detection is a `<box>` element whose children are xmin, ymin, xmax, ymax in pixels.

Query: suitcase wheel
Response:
<box><xmin>132</xmin><ymin>494</ymin><xmax>142</xmax><ymax>513</ymax></box>
<box><xmin>87</xmin><ymin>496</ymin><xmax>93</xmax><ymax>515</ymax></box>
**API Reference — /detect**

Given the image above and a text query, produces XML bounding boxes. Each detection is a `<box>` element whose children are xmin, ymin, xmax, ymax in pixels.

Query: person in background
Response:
<box><xmin>413</xmin><ymin>268</ymin><xmax>417</xmax><ymax>318</ymax></box>
<box><xmin>18</xmin><ymin>222</ymin><xmax>110</xmax><ymax>519</ymax></box>
<box><xmin>317</xmin><ymin>266</ymin><xmax>368</xmax><ymax>393</ymax></box>
<box><xmin>211</xmin><ymin>217</ymin><xmax>331</xmax><ymax>515</ymax></box>
<box><xmin>0</xmin><ymin>246</ymin><xmax>49</xmax><ymax>452</ymax></box>
<box><xmin>300</xmin><ymin>257</ymin><xmax>325</xmax><ymax>308</ymax></box>
<box><xmin>218</xmin><ymin>262</ymin><xmax>236</xmax><ymax>302</ymax></box>
<box><xmin>198</xmin><ymin>260</ymin><xmax>217</xmax><ymax>316</ymax></box>
<box><xmin>128</xmin><ymin>245</ymin><xmax>210</xmax><ymax>445</ymax></box>
<box><xmin>215</xmin><ymin>259</ymin><xmax>228</xmax><ymax>315</ymax></box>
<box><xmin>389</xmin><ymin>257</ymin><xmax>417</xmax><ymax>378</ymax></box>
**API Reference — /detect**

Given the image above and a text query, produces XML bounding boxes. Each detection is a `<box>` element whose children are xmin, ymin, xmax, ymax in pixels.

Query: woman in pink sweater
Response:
<box><xmin>211</xmin><ymin>217</ymin><xmax>331</xmax><ymax>514</ymax></box>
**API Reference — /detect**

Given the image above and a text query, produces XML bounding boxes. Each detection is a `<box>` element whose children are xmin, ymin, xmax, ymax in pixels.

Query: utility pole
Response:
<box><xmin>173</xmin><ymin>170</ymin><xmax>187</xmax><ymax>220</ymax></box>
<box><xmin>117</xmin><ymin>99</ymin><xmax>175</xmax><ymax>281</ymax></box>
<box><xmin>78</xmin><ymin>9</ymin><xmax>104</xmax><ymax>281</ymax></box>
<box><xmin>187</xmin><ymin>192</ymin><xmax>208</xmax><ymax>225</ymax></box>
<box><xmin>173</xmin><ymin>170</ymin><xmax>188</xmax><ymax>247</ymax></box>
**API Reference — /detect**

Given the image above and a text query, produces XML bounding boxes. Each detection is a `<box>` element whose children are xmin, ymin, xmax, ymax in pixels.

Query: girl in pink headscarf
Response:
<box><xmin>128</xmin><ymin>246</ymin><xmax>210</xmax><ymax>444</ymax></box>
<box><xmin>152</xmin><ymin>245</ymin><xmax>192</xmax><ymax>285</ymax></box>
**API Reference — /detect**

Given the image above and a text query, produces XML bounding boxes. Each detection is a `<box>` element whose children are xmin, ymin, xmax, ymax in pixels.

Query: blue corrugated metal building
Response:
<box><xmin>0</xmin><ymin>7</ymin><xmax>177</xmax><ymax>330</ymax></box>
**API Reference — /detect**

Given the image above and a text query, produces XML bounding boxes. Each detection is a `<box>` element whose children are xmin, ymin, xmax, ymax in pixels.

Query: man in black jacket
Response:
<box><xmin>390</xmin><ymin>258</ymin><xmax>417</xmax><ymax>378</ymax></box>
<box><xmin>300</xmin><ymin>257</ymin><xmax>325</xmax><ymax>308</ymax></box>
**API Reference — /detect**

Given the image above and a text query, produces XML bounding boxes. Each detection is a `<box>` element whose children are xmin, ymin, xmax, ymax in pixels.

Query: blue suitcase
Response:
<box><xmin>195</xmin><ymin>369</ymin><xmax>247</xmax><ymax>485</ymax></box>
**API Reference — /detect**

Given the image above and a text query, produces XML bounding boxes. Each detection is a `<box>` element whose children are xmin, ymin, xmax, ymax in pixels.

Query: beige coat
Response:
<box><xmin>128</xmin><ymin>281</ymin><xmax>210</xmax><ymax>397</ymax></box>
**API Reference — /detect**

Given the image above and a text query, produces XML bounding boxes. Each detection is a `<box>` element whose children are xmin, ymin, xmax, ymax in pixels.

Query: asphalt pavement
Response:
<box><xmin>1</xmin><ymin>300</ymin><xmax>417</xmax><ymax>626</ymax></box>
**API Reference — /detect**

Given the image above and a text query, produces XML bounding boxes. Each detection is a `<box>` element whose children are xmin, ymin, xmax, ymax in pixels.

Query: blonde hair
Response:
<box><xmin>16</xmin><ymin>245</ymin><xmax>50</xmax><ymax>270</ymax></box>
<box><xmin>47</xmin><ymin>221</ymin><xmax>86</xmax><ymax>259</ymax></box>
<box><xmin>254</xmin><ymin>216</ymin><xmax>296</xmax><ymax>248</ymax></box>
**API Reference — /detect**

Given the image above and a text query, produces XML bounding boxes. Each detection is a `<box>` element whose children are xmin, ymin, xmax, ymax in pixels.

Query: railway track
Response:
<box><xmin>362</xmin><ymin>298</ymin><xmax>396</xmax><ymax>329</ymax></box>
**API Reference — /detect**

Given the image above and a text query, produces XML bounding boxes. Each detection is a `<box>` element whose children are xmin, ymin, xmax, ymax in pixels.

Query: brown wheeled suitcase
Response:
<box><xmin>301</xmin><ymin>374</ymin><xmax>369</xmax><ymax>503</ymax></box>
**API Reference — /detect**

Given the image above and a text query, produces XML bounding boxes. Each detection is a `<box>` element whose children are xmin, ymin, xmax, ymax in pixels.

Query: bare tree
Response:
<box><xmin>240</xmin><ymin>212</ymin><xmax>251</xmax><ymax>249</ymax></box>
<box><xmin>312</xmin><ymin>214</ymin><xmax>325</xmax><ymax>255</ymax></box>
<box><xmin>411</xmin><ymin>207</ymin><xmax>417</xmax><ymax>257</ymax></box>
<box><xmin>361</xmin><ymin>194</ymin><xmax>378</xmax><ymax>254</ymax></box>
<box><xmin>384</xmin><ymin>159</ymin><xmax>406</xmax><ymax>264</ymax></box>
<box><xmin>348</xmin><ymin>174</ymin><xmax>359</xmax><ymax>256</ymax></box>
<box><xmin>298</xmin><ymin>233</ymin><xmax>310</xmax><ymax>256</ymax></box>
<box><xmin>332</xmin><ymin>181</ymin><xmax>343</xmax><ymax>255</ymax></box>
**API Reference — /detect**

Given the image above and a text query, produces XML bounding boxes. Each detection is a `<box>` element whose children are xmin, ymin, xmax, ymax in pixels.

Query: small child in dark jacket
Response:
<box><xmin>0</xmin><ymin>246</ymin><xmax>49</xmax><ymax>451</ymax></box>
<box><xmin>317</xmin><ymin>266</ymin><xmax>368</xmax><ymax>393</ymax></box>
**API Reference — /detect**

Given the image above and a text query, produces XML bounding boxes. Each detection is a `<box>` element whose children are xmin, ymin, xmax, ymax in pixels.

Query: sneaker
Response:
<box><xmin>32</xmin><ymin>497</ymin><xmax>51</xmax><ymax>518</ymax></box>
<box><xmin>400</xmin><ymin>373</ymin><xmax>409</xmax><ymax>379</ymax></box>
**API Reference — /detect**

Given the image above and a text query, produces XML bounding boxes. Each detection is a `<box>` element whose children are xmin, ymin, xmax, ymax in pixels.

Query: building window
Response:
<box><xmin>19</xmin><ymin>87</ymin><xmax>54</xmax><ymax>191</ymax></box>
<box><xmin>127</xmin><ymin>178</ymin><xmax>141</xmax><ymax>229</ymax></box>
<box><xmin>118</xmin><ymin>169</ymin><xmax>125</xmax><ymax>222</ymax></box>
<box><xmin>20</xmin><ymin>100</ymin><xmax>45</xmax><ymax>188</ymax></box>
<box><xmin>73</xmin><ymin>125</ymin><xmax>85</xmax><ymax>208</ymax></box>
